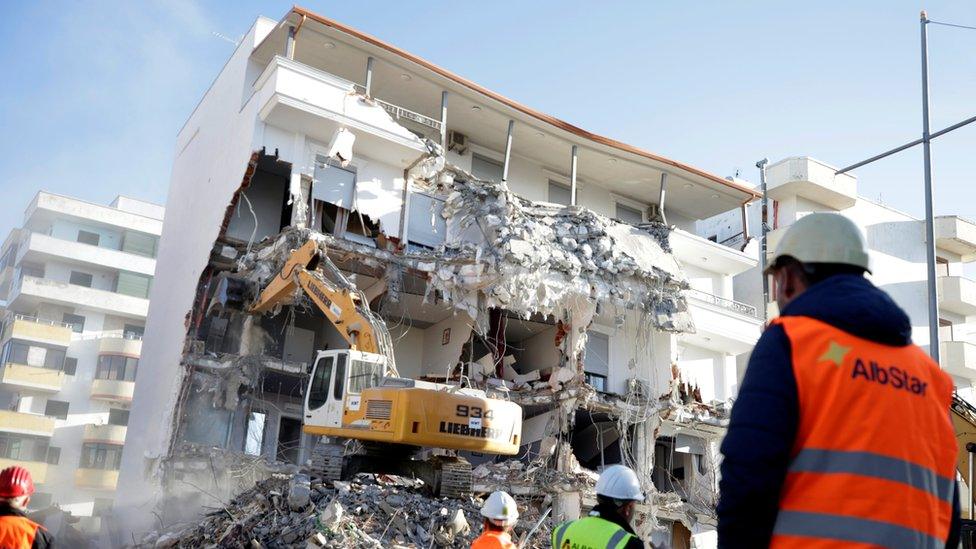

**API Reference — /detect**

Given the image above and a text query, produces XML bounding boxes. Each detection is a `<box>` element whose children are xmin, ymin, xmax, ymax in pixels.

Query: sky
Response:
<box><xmin>1</xmin><ymin>1</ymin><xmax>974</xmax><ymax>239</ymax></box>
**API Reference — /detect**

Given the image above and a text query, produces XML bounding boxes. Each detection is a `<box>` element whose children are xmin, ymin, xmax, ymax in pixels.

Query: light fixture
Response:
<box><xmin>471</xmin><ymin>105</ymin><xmax>482</xmax><ymax>112</ymax></box>
<box><xmin>323</xmin><ymin>41</ymin><xmax>335</xmax><ymax>49</ymax></box>
<box><xmin>400</xmin><ymin>73</ymin><xmax>412</xmax><ymax>81</ymax></box>
<box><xmin>711</xmin><ymin>193</ymin><xmax>720</xmax><ymax>199</ymax></box>
<box><xmin>607</xmin><ymin>158</ymin><xmax>617</xmax><ymax>164</ymax></box>
<box><xmin>535</xmin><ymin>131</ymin><xmax>545</xmax><ymax>138</ymax></box>
<box><xmin>683</xmin><ymin>183</ymin><xmax>693</xmax><ymax>189</ymax></box>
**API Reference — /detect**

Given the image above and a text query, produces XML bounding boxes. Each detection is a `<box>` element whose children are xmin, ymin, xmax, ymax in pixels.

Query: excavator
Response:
<box><xmin>247</xmin><ymin>239</ymin><xmax>523</xmax><ymax>497</ymax></box>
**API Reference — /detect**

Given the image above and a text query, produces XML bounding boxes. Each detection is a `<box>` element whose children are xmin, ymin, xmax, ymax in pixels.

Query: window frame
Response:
<box><xmin>610</xmin><ymin>194</ymin><xmax>648</xmax><ymax>225</ymax></box>
<box><xmin>68</xmin><ymin>271</ymin><xmax>94</xmax><ymax>288</ymax></box>
<box><xmin>76</xmin><ymin>230</ymin><xmax>101</xmax><ymax>246</ymax></box>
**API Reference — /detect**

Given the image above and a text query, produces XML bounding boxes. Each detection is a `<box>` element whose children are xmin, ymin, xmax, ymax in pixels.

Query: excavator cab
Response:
<box><xmin>304</xmin><ymin>349</ymin><xmax>386</xmax><ymax>430</ymax></box>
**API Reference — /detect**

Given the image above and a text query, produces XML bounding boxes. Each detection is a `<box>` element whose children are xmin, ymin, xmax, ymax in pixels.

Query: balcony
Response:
<box><xmin>1</xmin><ymin>363</ymin><xmax>65</xmax><ymax>393</ymax></box>
<box><xmin>0</xmin><ymin>410</ymin><xmax>55</xmax><ymax>437</ymax></box>
<box><xmin>9</xmin><ymin>276</ymin><xmax>148</xmax><ymax>319</ymax></box>
<box><xmin>253</xmin><ymin>56</ymin><xmax>427</xmax><ymax>168</ymax></box>
<box><xmin>98</xmin><ymin>334</ymin><xmax>142</xmax><ymax>357</ymax></box>
<box><xmin>83</xmin><ymin>424</ymin><xmax>127</xmax><ymax>445</ymax></box>
<box><xmin>939</xmin><ymin>276</ymin><xmax>976</xmax><ymax>316</ymax></box>
<box><xmin>671</xmin><ymin>229</ymin><xmax>758</xmax><ymax>276</ymax></box>
<box><xmin>935</xmin><ymin>216</ymin><xmax>976</xmax><ymax>262</ymax></box>
<box><xmin>74</xmin><ymin>468</ymin><xmax>119</xmax><ymax>491</ymax></box>
<box><xmin>683</xmin><ymin>289</ymin><xmax>763</xmax><ymax>354</ymax></box>
<box><xmin>0</xmin><ymin>458</ymin><xmax>46</xmax><ymax>484</ymax></box>
<box><xmin>1</xmin><ymin>315</ymin><xmax>73</xmax><ymax>347</ymax></box>
<box><xmin>941</xmin><ymin>340</ymin><xmax>976</xmax><ymax>380</ymax></box>
<box><xmin>25</xmin><ymin>191</ymin><xmax>162</xmax><ymax>236</ymax></box>
<box><xmin>765</xmin><ymin>157</ymin><xmax>857</xmax><ymax>210</ymax></box>
<box><xmin>90</xmin><ymin>379</ymin><xmax>134</xmax><ymax>403</ymax></box>
<box><xmin>17</xmin><ymin>231</ymin><xmax>156</xmax><ymax>277</ymax></box>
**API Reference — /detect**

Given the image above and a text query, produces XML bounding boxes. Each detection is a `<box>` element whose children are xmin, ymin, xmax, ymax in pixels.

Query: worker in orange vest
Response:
<box><xmin>472</xmin><ymin>491</ymin><xmax>518</xmax><ymax>549</ymax></box>
<box><xmin>718</xmin><ymin>213</ymin><xmax>960</xmax><ymax>548</ymax></box>
<box><xmin>0</xmin><ymin>466</ymin><xmax>53</xmax><ymax>549</ymax></box>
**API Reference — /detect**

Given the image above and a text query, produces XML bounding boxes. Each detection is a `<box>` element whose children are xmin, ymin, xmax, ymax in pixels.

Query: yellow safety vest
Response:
<box><xmin>551</xmin><ymin>516</ymin><xmax>636</xmax><ymax>549</ymax></box>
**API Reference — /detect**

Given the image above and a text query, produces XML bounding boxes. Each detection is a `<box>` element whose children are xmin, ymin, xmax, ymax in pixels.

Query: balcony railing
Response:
<box><xmin>686</xmin><ymin>288</ymin><xmax>759</xmax><ymax>318</ymax></box>
<box><xmin>352</xmin><ymin>84</ymin><xmax>442</xmax><ymax>132</ymax></box>
<box><xmin>9</xmin><ymin>314</ymin><xmax>73</xmax><ymax>329</ymax></box>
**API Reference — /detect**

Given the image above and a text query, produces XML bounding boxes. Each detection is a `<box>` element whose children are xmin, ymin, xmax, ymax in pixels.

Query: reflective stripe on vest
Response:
<box><xmin>769</xmin><ymin>316</ymin><xmax>957</xmax><ymax>548</ymax></box>
<box><xmin>551</xmin><ymin>516</ymin><xmax>635</xmax><ymax>549</ymax></box>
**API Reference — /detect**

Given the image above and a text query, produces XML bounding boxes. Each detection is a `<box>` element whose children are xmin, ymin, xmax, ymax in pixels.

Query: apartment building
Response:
<box><xmin>114</xmin><ymin>8</ymin><xmax>761</xmax><ymax>547</ymax></box>
<box><xmin>0</xmin><ymin>192</ymin><xmax>163</xmax><ymax>532</ymax></box>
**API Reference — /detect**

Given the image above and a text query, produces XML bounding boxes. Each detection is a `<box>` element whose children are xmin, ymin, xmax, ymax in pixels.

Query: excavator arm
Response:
<box><xmin>250</xmin><ymin>240</ymin><xmax>379</xmax><ymax>354</ymax></box>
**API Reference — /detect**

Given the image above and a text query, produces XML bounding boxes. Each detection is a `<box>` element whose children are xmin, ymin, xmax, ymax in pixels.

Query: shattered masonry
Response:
<box><xmin>140</xmin><ymin>86</ymin><xmax>730</xmax><ymax>547</ymax></box>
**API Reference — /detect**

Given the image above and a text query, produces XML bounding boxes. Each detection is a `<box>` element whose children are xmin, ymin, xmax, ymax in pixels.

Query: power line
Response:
<box><xmin>928</xmin><ymin>20</ymin><xmax>976</xmax><ymax>31</ymax></box>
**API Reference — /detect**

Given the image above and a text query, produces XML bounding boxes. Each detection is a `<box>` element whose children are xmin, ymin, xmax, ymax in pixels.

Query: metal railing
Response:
<box><xmin>685</xmin><ymin>288</ymin><xmax>759</xmax><ymax>318</ymax></box>
<box><xmin>350</xmin><ymin>83</ymin><xmax>443</xmax><ymax>131</ymax></box>
<box><xmin>10</xmin><ymin>314</ymin><xmax>73</xmax><ymax>329</ymax></box>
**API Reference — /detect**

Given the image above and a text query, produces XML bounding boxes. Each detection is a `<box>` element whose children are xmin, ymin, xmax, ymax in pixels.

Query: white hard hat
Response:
<box><xmin>481</xmin><ymin>491</ymin><xmax>519</xmax><ymax>525</ymax></box>
<box><xmin>766</xmin><ymin>213</ymin><xmax>871</xmax><ymax>274</ymax></box>
<box><xmin>596</xmin><ymin>464</ymin><xmax>644</xmax><ymax>502</ymax></box>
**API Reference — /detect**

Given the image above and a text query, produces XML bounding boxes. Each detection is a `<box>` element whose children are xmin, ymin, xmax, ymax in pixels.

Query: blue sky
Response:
<box><xmin>1</xmin><ymin>1</ymin><xmax>974</xmax><ymax>238</ymax></box>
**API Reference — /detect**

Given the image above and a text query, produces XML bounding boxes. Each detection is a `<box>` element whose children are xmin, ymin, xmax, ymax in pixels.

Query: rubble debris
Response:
<box><xmin>135</xmin><ymin>472</ymin><xmax>552</xmax><ymax>548</ymax></box>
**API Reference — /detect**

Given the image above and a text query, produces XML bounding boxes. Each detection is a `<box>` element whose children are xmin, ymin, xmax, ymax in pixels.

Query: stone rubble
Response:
<box><xmin>134</xmin><ymin>472</ymin><xmax>553</xmax><ymax>549</ymax></box>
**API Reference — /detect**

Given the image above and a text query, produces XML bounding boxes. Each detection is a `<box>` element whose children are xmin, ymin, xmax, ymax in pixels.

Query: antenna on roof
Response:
<box><xmin>212</xmin><ymin>32</ymin><xmax>241</xmax><ymax>47</ymax></box>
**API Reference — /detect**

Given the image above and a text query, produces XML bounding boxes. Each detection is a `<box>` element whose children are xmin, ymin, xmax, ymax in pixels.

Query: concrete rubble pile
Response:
<box><xmin>138</xmin><ymin>471</ymin><xmax>552</xmax><ymax>549</ymax></box>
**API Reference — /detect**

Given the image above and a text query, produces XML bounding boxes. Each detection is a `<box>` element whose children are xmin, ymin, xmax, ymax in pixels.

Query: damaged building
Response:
<box><xmin>114</xmin><ymin>7</ymin><xmax>763</xmax><ymax>548</ymax></box>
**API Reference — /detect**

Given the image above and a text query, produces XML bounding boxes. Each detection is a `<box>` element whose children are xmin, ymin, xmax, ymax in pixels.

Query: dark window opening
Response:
<box><xmin>96</xmin><ymin>355</ymin><xmax>138</xmax><ymax>381</ymax></box>
<box><xmin>69</xmin><ymin>271</ymin><xmax>93</xmax><ymax>288</ymax></box>
<box><xmin>276</xmin><ymin>417</ymin><xmax>302</xmax><ymax>465</ymax></box>
<box><xmin>77</xmin><ymin>230</ymin><xmax>101</xmax><ymax>246</ymax></box>
<box><xmin>63</xmin><ymin>357</ymin><xmax>77</xmax><ymax>375</ymax></box>
<box><xmin>108</xmin><ymin>408</ymin><xmax>129</xmax><ymax>426</ymax></box>
<box><xmin>308</xmin><ymin>355</ymin><xmax>334</xmax><ymax>411</ymax></box>
<box><xmin>79</xmin><ymin>442</ymin><xmax>123</xmax><ymax>470</ymax></box>
<box><xmin>44</xmin><ymin>400</ymin><xmax>69</xmax><ymax>420</ymax></box>
<box><xmin>63</xmin><ymin>313</ymin><xmax>85</xmax><ymax>333</ymax></box>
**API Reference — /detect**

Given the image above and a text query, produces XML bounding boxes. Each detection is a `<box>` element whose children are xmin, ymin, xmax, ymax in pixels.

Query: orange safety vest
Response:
<box><xmin>472</xmin><ymin>529</ymin><xmax>516</xmax><ymax>549</ymax></box>
<box><xmin>770</xmin><ymin>316</ymin><xmax>957</xmax><ymax>549</ymax></box>
<box><xmin>0</xmin><ymin>514</ymin><xmax>43</xmax><ymax>549</ymax></box>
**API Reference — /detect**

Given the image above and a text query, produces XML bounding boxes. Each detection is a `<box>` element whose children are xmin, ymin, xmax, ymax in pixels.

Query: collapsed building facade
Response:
<box><xmin>114</xmin><ymin>8</ymin><xmax>763</xmax><ymax>547</ymax></box>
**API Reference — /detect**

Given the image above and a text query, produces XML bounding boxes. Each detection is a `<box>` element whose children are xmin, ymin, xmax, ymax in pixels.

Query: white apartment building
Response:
<box><xmin>0</xmin><ymin>192</ymin><xmax>163</xmax><ymax>533</ymax></box>
<box><xmin>115</xmin><ymin>8</ymin><xmax>761</xmax><ymax>546</ymax></box>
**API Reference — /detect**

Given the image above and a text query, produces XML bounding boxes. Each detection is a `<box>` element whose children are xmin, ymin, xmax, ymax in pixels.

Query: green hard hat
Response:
<box><xmin>766</xmin><ymin>213</ymin><xmax>871</xmax><ymax>274</ymax></box>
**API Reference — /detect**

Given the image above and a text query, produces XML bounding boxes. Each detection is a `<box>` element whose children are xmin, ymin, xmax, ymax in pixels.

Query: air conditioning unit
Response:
<box><xmin>448</xmin><ymin>130</ymin><xmax>468</xmax><ymax>155</ymax></box>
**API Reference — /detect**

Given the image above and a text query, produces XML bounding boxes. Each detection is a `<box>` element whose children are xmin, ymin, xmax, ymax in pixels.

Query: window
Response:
<box><xmin>116</xmin><ymin>272</ymin><xmax>152</xmax><ymax>299</ymax></box>
<box><xmin>96</xmin><ymin>355</ymin><xmax>138</xmax><ymax>381</ymax></box>
<box><xmin>28</xmin><ymin>493</ymin><xmax>52</xmax><ymax>510</ymax></box>
<box><xmin>46</xmin><ymin>447</ymin><xmax>61</xmax><ymax>465</ymax></box>
<box><xmin>1</xmin><ymin>341</ymin><xmax>63</xmax><ymax>371</ymax></box>
<box><xmin>19</xmin><ymin>263</ymin><xmax>44</xmax><ymax>280</ymax></box>
<box><xmin>312</xmin><ymin>156</ymin><xmax>357</xmax><ymax>210</ymax></box>
<box><xmin>79</xmin><ymin>443</ymin><xmax>123</xmax><ymax>470</ymax></box>
<box><xmin>122</xmin><ymin>231</ymin><xmax>158</xmax><ymax>258</ymax></box>
<box><xmin>333</xmin><ymin>353</ymin><xmax>347</xmax><ymax>400</ymax></box>
<box><xmin>937</xmin><ymin>256</ymin><xmax>950</xmax><ymax>277</ymax></box>
<box><xmin>244</xmin><ymin>411</ymin><xmax>266</xmax><ymax>456</ymax></box>
<box><xmin>44</xmin><ymin>400</ymin><xmax>69</xmax><ymax>420</ymax></box>
<box><xmin>63</xmin><ymin>313</ymin><xmax>85</xmax><ymax>333</ymax></box>
<box><xmin>69</xmin><ymin>271</ymin><xmax>93</xmax><ymax>288</ymax></box>
<box><xmin>548</xmin><ymin>180</ymin><xmax>572</xmax><ymax>206</ymax></box>
<box><xmin>0</xmin><ymin>434</ymin><xmax>48</xmax><ymax>462</ymax></box>
<box><xmin>471</xmin><ymin>153</ymin><xmax>504</xmax><ymax>182</ymax></box>
<box><xmin>584</xmin><ymin>372</ymin><xmax>607</xmax><ymax>392</ymax></box>
<box><xmin>584</xmin><ymin>331</ymin><xmax>610</xmax><ymax>376</ymax></box>
<box><xmin>123</xmin><ymin>324</ymin><xmax>144</xmax><ymax>339</ymax></box>
<box><xmin>307</xmin><ymin>355</ymin><xmax>334</xmax><ymax>411</ymax></box>
<box><xmin>77</xmin><ymin>230</ymin><xmax>101</xmax><ymax>246</ymax></box>
<box><xmin>108</xmin><ymin>409</ymin><xmax>129</xmax><ymax>426</ymax></box>
<box><xmin>63</xmin><ymin>357</ymin><xmax>77</xmax><ymax>376</ymax></box>
<box><xmin>615</xmin><ymin>202</ymin><xmax>645</xmax><ymax>225</ymax></box>
<box><xmin>348</xmin><ymin>359</ymin><xmax>382</xmax><ymax>394</ymax></box>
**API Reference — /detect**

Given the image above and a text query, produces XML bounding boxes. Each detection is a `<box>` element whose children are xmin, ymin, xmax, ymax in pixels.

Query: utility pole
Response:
<box><xmin>920</xmin><ymin>11</ymin><xmax>940</xmax><ymax>363</ymax></box>
<box><xmin>757</xmin><ymin>158</ymin><xmax>770</xmax><ymax>320</ymax></box>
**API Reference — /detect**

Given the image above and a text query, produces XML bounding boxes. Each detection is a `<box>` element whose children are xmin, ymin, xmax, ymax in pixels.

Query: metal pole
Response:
<box><xmin>570</xmin><ymin>145</ymin><xmax>578</xmax><ymax>206</ymax></box>
<box><xmin>657</xmin><ymin>173</ymin><xmax>668</xmax><ymax>224</ymax></box>
<box><xmin>502</xmin><ymin>120</ymin><xmax>514</xmax><ymax>183</ymax></box>
<box><xmin>364</xmin><ymin>57</ymin><xmax>374</xmax><ymax>98</ymax></box>
<box><xmin>921</xmin><ymin>11</ymin><xmax>941</xmax><ymax>363</ymax></box>
<box><xmin>285</xmin><ymin>26</ymin><xmax>296</xmax><ymax>59</ymax></box>
<box><xmin>757</xmin><ymin>158</ymin><xmax>770</xmax><ymax>320</ymax></box>
<box><xmin>740</xmin><ymin>202</ymin><xmax>750</xmax><ymax>241</ymax></box>
<box><xmin>440</xmin><ymin>91</ymin><xmax>448</xmax><ymax>147</ymax></box>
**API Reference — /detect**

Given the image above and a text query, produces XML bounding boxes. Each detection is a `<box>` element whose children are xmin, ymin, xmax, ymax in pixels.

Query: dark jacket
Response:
<box><xmin>589</xmin><ymin>502</ymin><xmax>644</xmax><ymax>549</ymax></box>
<box><xmin>0</xmin><ymin>502</ymin><xmax>53</xmax><ymax>549</ymax></box>
<box><xmin>717</xmin><ymin>274</ymin><xmax>960</xmax><ymax>548</ymax></box>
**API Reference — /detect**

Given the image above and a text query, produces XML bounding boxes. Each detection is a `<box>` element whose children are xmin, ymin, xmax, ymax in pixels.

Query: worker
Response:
<box><xmin>718</xmin><ymin>213</ymin><xmax>960</xmax><ymax>547</ymax></box>
<box><xmin>551</xmin><ymin>464</ymin><xmax>644</xmax><ymax>549</ymax></box>
<box><xmin>472</xmin><ymin>490</ymin><xmax>518</xmax><ymax>549</ymax></box>
<box><xmin>0</xmin><ymin>466</ymin><xmax>53</xmax><ymax>549</ymax></box>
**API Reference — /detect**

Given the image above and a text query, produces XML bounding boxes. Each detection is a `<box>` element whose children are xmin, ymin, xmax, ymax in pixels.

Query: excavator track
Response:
<box><xmin>434</xmin><ymin>457</ymin><xmax>472</xmax><ymax>499</ymax></box>
<box><xmin>308</xmin><ymin>441</ymin><xmax>344</xmax><ymax>482</ymax></box>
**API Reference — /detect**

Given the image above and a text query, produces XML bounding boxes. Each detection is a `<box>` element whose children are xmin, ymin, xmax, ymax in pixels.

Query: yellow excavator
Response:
<box><xmin>248</xmin><ymin>240</ymin><xmax>522</xmax><ymax>496</ymax></box>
